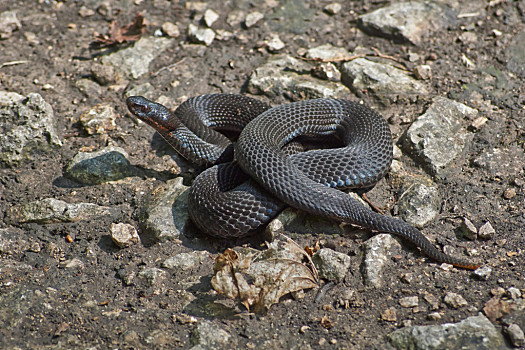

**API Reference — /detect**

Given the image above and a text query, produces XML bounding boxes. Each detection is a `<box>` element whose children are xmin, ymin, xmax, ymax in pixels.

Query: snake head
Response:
<box><xmin>126</xmin><ymin>96</ymin><xmax>173</xmax><ymax>132</ymax></box>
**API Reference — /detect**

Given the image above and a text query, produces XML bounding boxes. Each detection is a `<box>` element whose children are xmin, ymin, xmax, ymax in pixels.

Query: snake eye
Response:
<box><xmin>141</xmin><ymin>104</ymin><xmax>150</xmax><ymax>113</ymax></box>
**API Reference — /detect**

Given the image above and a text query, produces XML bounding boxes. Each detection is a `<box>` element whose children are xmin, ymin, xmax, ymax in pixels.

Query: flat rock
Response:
<box><xmin>190</xmin><ymin>320</ymin><xmax>235</xmax><ymax>349</ymax></box>
<box><xmin>64</xmin><ymin>146</ymin><xmax>137</xmax><ymax>185</ymax></box>
<box><xmin>358</xmin><ymin>1</ymin><xmax>455</xmax><ymax>45</ymax></box>
<box><xmin>0</xmin><ymin>92</ymin><xmax>62</xmax><ymax>167</ymax></box>
<box><xmin>248</xmin><ymin>54</ymin><xmax>350</xmax><ymax>100</ymax></box>
<box><xmin>101</xmin><ymin>37</ymin><xmax>173</xmax><ymax>79</ymax></box>
<box><xmin>138</xmin><ymin>177</ymin><xmax>189</xmax><ymax>241</ymax></box>
<box><xmin>402</xmin><ymin>97</ymin><xmax>477</xmax><ymax>177</ymax></box>
<box><xmin>363</xmin><ymin>234</ymin><xmax>402</xmax><ymax>288</ymax></box>
<box><xmin>5</xmin><ymin>198</ymin><xmax>111</xmax><ymax>224</ymax></box>
<box><xmin>341</xmin><ymin>58</ymin><xmax>428</xmax><ymax>101</ymax></box>
<box><xmin>389</xmin><ymin>314</ymin><xmax>506</xmax><ymax>350</ymax></box>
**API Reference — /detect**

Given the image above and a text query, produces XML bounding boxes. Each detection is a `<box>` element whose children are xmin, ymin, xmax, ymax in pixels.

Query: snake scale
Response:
<box><xmin>127</xmin><ymin>93</ymin><xmax>479</xmax><ymax>270</ymax></box>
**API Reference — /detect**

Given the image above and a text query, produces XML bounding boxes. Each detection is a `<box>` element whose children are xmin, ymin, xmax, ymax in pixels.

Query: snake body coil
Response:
<box><xmin>127</xmin><ymin>94</ymin><xmax>479</xmax><ymax>270</ymax></box>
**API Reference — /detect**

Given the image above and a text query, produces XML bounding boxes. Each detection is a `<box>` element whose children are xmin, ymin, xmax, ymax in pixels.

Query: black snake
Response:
<box><xmin>126</xmin><ymin>94</ymin><xmax>478</xmax><ymax>269</ymax></box>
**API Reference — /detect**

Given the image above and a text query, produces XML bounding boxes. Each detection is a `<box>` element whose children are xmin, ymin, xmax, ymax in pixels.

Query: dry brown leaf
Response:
<box><xmin>211</xmin><ymin>235</ymin><xmax>319</xmax><ymax>312</ymax></box>
<box><xmin>91</xmin><ymin>14</ymin><xmax>146</xmax><ymax>48</ymax></box>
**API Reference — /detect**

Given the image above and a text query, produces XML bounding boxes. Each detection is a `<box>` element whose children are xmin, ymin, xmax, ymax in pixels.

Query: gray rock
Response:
<box><xmin>324</xmin><ymin>3</ymin><xmax>342</xmax><ymax>15</ymax></box>
<box><xmin>506</xmin><ymin>323</ymin><xmax>525</xmax><ymax>348</ymax></box>
<box><xmin>402</xmin><ymin>97</ymin><xmax>478</xmax><ymax>177</ymax></box>
<box><xmin>443</xmin><ymin>292</ymin><xmax>468</xmax><ymax>309</ymax></box>
<box><xmin>267</xmin><ymin>0</ymin><xmax>314</xmax><ymax>35</ymax></box>
<box><xmin>389</xmin><ymin>314</ymin><xmax>505</xmax><ymax>350</ymax></box>
<box><xmin>64</xmin><ymin>146</ymin><xmax>136</xmax><ymax>185</ymax></box>
<box><xmin>248</xmin><ymin>54</ymin><xmax>350</xmax><ymax>100</ymax></box>
<box><xmin>75</xmin><ymin>78</ymin><xmax>102</xmax><ymax>98</ymax></box>
<box><xmin>139</xmin><ymin>177</ymin><xmax>189</xmax><ymax>241</ymax></box>
<box><xmin>305</xmin><ymin>44</ymin><xmax>350</xmax><ymax>61</ymax></box>
<box><xmin>190</xmin><ymin>320</ymin><xmax>234</xmax><ymax>349</ymax></box>
<box><xmin>161</xmin><ymin>22</ymin><xmax>180</xmax><ymax>38</ymax></box>
<box><xmin>264</xmin><ymin>34</ymin><xmax>285</xmax><ymax>52</ymax></box>
<box><xmin>162</xmin><ymin>252</ymin><xmax>205</xmax><ymax>270</ymax></box>
<box><xmin>0</xmin><ymin>92</ymin><xmax>62</xmax><ymax>167</ymax></box>
<box><xmin>244</xmin><ymin>11</ymin><xmax>264</xmax><ymax>28</ymax></box>
<box><xmin>111</xmin><ymin>223</ymin><xmax>140</xmax><ymax>248</ymax></box>
<box><xmin>478</xmin><ymin>221</ymin><xmax>495</xmax><ymax>240</ymax></box>
<box><xmin>506</xmin><ymin>30</ymin><xmax>525</xmax><ymax>78</ymax></box>
<box><xmin>202</xmin><ymin>9</ymin><xmax>219</xmax><ymax>27</ymax></box>
<box><xmin>101</xmin><ymin>37</ymin><xmax>173</xmax><ymax>79</ymax></box>
<box><xmin>312</xmin><ymin>248</ymin><xmax>351</xmax><ymax>283</ymax></box>
<box><xmin>506</xmin><ymin>287</ymin><xmax>521</xmax><ymax>300</ymax></box>
<box><xmin>137</xmin><ymin>267</ymin><xmax>166</xmax><ymax>287</ymax></box>
<box><xmin>358</xmin><ymin>2</ymin><xmax>455</xmax><ymax>45</ymax></box>
<box><xmin>341</xmin><ymin>58</ymin><xmax>428</xmax><ymax>101</ymax></box>
<box><xmin>5</xmin><ymin>198</ymin><xmax>111</xmax><ymax>224</ymax></box>
<box><xmin>188</xmin><ymin>24</ymin><xmax>215</xmax><ymax>46</ymax></box>
<box><xmin>78</xmin><ymin>104</ymin><xmax>117</xmax><ymax>135</ymax></box>
<box><xmin>0</xmin><ymin>11</ymin><xmax>21</xmax><ymax>39</ymax></box>
<box><xmin>397</xmin><ymin>179</ymin><xmax>440</xmax><ymax>228</ymax></box>
<box><xmin>400</xmin><ymin>296</ymin><xmax>419</xmax><ymax>308</ymax></box>
<box><xmin>472</xmin><ymin>266</ymin><xmax>492</xmax><ymax>281</ymax></box>
<box><xmin>460</xmin><ymin>217</ymin><xmax>477</xmax><ymax>240</ymax></box>
<box><xmin>363</xmin><ymin>234</ymin><xmax>402</xmax><ymax>288</ymax></box>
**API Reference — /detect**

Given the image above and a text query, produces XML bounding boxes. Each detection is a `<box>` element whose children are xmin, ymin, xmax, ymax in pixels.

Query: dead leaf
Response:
<box><xmin>320</xmin><ymin>314</ymin><xmax>334</xmax><ymax>329</ymax></box>
<box><xmin>211</xmin><ymin>235</ymin><xmax>319</xmax><ymax>312</ymax></box>
<box><xmin>91</xmin><ymin>14</ymin><xmax>146</xmax><ymax>48</ymax></box>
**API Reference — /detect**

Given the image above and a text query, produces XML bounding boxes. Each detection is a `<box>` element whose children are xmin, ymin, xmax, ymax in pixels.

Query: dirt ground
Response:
<box><xmin>1</xmin><ymin>0</ymin><xmax>524</xmax><ymax>349</ymax></box>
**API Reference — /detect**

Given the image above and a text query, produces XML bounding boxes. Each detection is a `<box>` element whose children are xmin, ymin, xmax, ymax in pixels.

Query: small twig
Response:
<box><xmin>0</xmin><ymin>60</ymin><xmax>29</xmax><ymax>68</ymax></box>
<box><xmin>151</xmin><ymin>57</ymin><xmax>187</xmax><ymax>77</ymax></box>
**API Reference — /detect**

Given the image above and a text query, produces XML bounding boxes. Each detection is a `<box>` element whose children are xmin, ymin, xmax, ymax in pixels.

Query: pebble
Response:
<box><xmin>506</xmin><ymin>287</ymin><xmax>521</xmax><ymax>300</ymax></box>
<box><xmin>460</xmin><ymin>217</ymin><xmax>477</xmax><ymax>240</ymax></box>
<box><xmin>78</xmin><ymin>104</ymin><xmax>117</xmax><ymax>135</ymax></box>
<box><xmin>427</xmin><ymin>312</ymin><xmax>442</xmax><ymax>320</ymax></box>
<box><xmin>264</xmin><ymin>33</ymin><xmax>285</xmax><ymax>52</ymax></box>
<box><xmin>381</xmin><ymin>307</ymin><xmax>397</xmax><ymax>322</ymax></box>
<box><xmin>472</xmin><ymin>266</ymin><xmax>492</xmax><ymax>280</ymax></box>
<box><xmin>396</xmin><ymin>176</ymin><xmax>440</xmax><ymax>228</ymax></box>
<box><xmin>311</xmin><ymin>248</ymin><xmax>351</xmax><ymax>283</ymax></box>
<box><xmin>399</xmin><ymin>296</ymin><xmax>419</xmax><ymax>308</ymax></box>
<box><xmin>111</xmin><ymin>223</ymin><xmax>140</xmax><ymax>248</ymax></box>
<box><xmin>507</xmin><ymin>323</ymin><xmax>525</xmax><ymax>348</ymax></box>
<box><xmin>245</xmin><ymin>11</ymin><xmax>264</xmax><ymax>28</ymax></box>
<box><xmin>443</xmin><ymin>292</ymin><xmax>468</xmax><ymax>309</ymax></box>
<box><xmin>323</xmin><ymin>3</ymin><xmax>342</xmax><ymax>15</ymax></box>
<box><xmin>478</xmin><ymin>221</ymin><xmax>495</xmax><ymax>240</ymax></box>
<box><xmin>470</xmin><ymin>116</ymin><xmax>488</xmax><ymax>130</ymax></box>
<box><xmin>0</xmin><ymin>10</ymin><xmax>21</xmax><ymax>39</ymax></box>
<box><xmin>203</xmin><ymin>9</ymin><xmax>219</xmax><ymax>27</ymax></box>
<box><xmin>188</xmin><ymin>23</ymin><xmax>215</xmax><ymax>46</ymax></box>
<box><xmin>413</xmin><ymin>64</ymin><xmax>432</xmax><ymax>80</ymax></box>
<box><xmin>503</xmin><ymin>188</ymin><xmax>516</xmax><ymax>199</ymax></box>
<box><xmin>161</xmin><ymin>22</ymin><xmax>180</xmax><ymax>38</ymax></box>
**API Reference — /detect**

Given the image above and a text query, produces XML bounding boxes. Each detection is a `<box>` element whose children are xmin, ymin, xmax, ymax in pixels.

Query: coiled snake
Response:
<box><xmin>127</xmin><ymin>94</ymin><xmax>478</xmax><ymax>270</ymax></box>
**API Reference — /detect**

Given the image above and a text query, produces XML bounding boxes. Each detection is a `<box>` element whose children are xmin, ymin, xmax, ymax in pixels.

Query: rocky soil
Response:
<box><xmin>1</xmin><ymin>0</ymin><xmax>524</xmax><ymax>349</ymax></box>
